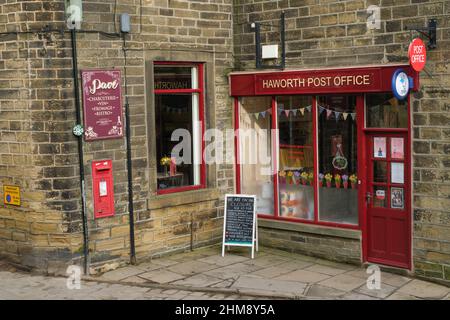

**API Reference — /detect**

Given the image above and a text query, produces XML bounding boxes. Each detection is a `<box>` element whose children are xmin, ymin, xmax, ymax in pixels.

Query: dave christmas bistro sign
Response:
<box><xmin>81</xmin><ymin>70</ymin><xmax>123</xmax><ymax>141</ymax></box>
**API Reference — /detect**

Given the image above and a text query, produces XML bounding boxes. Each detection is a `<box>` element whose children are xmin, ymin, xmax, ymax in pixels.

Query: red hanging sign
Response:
<box><xmin>408</xmin><ymin>38</ymin><xmax>426</xmax><ymax>72</ymax></box>
<box><xmin>82</xmin><ymin>70</ymin><xmax>123</xmax><ymax>141</ymax></box>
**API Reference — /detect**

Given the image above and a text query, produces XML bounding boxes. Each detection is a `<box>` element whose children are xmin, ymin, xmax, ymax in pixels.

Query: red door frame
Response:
<box><xmin>361</xmin><ymin>95</ymin><xmax>412</xmax><ymax>269</ymax></box>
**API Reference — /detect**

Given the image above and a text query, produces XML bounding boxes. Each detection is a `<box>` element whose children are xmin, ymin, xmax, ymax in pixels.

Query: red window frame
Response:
<box><xmin>235</xmin><ymin>94</ymin><xmax>365</xmax><ymax>230</ymax></box>
<box><xmin>154</xmin><ymin>61</ymin><xmax>206</xmax><ymax>195</ymax></box>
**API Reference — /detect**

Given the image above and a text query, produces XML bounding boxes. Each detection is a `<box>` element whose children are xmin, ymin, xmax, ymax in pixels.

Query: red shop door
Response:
<box><xmin>365</xmin><ymin>133</ymin><xmax>411</xmax><ymax>269</ymax></box>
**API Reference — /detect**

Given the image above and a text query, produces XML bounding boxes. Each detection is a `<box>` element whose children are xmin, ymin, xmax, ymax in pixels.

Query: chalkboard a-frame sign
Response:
<box><xmin>222</xmin><ymin>194</ymin><xmax>258</xmax><ymax>259</ymax></box>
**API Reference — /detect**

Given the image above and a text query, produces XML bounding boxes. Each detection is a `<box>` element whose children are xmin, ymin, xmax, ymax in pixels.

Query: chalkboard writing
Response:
<box><xmin>223</xmin><ymin>195</ymin><xmax>256</xmax><ymax>245</ymax></box>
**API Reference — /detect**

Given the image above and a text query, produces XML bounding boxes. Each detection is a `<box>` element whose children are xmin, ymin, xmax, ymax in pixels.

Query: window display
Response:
<box><xmin>154</xmin><ymin>64</ymin><xmax>203</xmax><ymax>192</ymax></box>
<box><xmin>277</xmin><ymin>96</ymin><xmax>314</xmax><ymax>220</ymax></box>
<box><xmin>317</xmin><ymin>95</ymin><xmax>358</xmax><ymax>225</ymax></box>
<box><xmin>239</xmin><ymin>96</ymin><xmax>274</xmax><ymax>215</ymax></box>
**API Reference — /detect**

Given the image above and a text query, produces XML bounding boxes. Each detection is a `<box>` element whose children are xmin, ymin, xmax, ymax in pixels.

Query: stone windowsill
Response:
<box><xmin>147</xmin><ymin>188</ymin><xmax>221</xmax><ymax>210</ymax></box>
<box><xmin>258</xmin><ymin>218</ymin><xmax>361</xmax><ymax>240</ymax></box>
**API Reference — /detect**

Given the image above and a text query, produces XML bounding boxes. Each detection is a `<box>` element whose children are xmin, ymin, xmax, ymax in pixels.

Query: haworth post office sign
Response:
<box><xmin>81</xmin><ymin>70</ymin><xmax>123</xmax><ymax>141</ymax></box>
<box><xmin>229</xmin><ymin>65</ymin><xmax>419</xmax><ymax>96</ymax></box>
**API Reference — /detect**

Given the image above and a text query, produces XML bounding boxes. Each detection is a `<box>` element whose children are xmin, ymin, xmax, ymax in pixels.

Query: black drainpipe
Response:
<box><xmin>70</xmin><ymin>29</ymin><xmax>90</xmax><ymax>275</ymax></box>
<box><xmin>122</xmin><ymin>34</ymin><xmax>137</xmax><ymax>265</ymax></box>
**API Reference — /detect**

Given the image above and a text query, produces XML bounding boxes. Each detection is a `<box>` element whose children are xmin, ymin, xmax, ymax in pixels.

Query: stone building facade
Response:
<box><xmin>0</xmin><ymin>0</ymin><xmax>449</xmax><ymax>286</ymax></box>
<box><xmin>0</xmin><ymin>0</ymin><xmax>234</xmax><ymax>274</ymax></box>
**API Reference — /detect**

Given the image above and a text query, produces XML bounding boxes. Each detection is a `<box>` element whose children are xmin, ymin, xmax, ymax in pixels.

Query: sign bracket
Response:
<box><xmin>405</xmin><ymin>19</ymin><xmax>437</xmax><ymax>50</ymax></box>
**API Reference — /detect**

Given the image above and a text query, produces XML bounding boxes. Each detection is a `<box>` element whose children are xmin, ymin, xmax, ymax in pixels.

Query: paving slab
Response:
<box><xmin>313</xmin><ymin>258</ymin><xmax>358</xmax><ymax>271</ymax></box>
<box><xmin>204</xmin><ymin>262</ymin><xmax>264</xmax><ymax>280</ymax></box>
<box><xmin>386</xmin><ymin>291</ymin><xmax>421</xmax><ymax>300</ymax></box>
<box><xmin>148</xmin><ymin>258</ymin><xmax>179</xmax><ymax>267</ymax></box>
<box><xmin>172</xmin><ymin>274</ymin><xmax>223</xmax><ymax>288</ymax></box>
<box><xmin>121</xmin><ymin>275</ymin><xmax>149</xmax><ymax>284</ymax></box>
<box><xmin>210</xmin><ymin>279</ymin><xmax>235</xmax><ymax>288</ymax></box>
<box><xmin>319</xmin><ymin>274</ymin><xmax>367</xmax><ymax>292</ymax></box>
<box><xmin>354</xmin><ymin>282</ymin><xmax>397</xmax><ymax>299</ymax></box>
<box><xmin>99</xmin><ymin>266</ymin><xmax>144</xmax><ymax>281</ymax></box>
<box><xmin>304</xmin><ymin>264</ymin><xmax>348</xmax><ymax>276</ymax></box>
<box><xmin>339</xmin><ymin>292</ymin><xmax>380</xmax><ymax>300</ymax></box>
<box><xmin>138</xmin><ymin>269</ymin><xmax>185</xmax><ymax>284</ymax></box>
<box><xmin>397</xmin><ymin>279</ymin><xmax>449</xmax><ymax>299</ymax></box>
<box><xmin>167</xmin><ymin>260</ymin><xmax>217</xmax><ymax>276</ymax></box>
<box><xmin>231</xmin><ymin>275</ymin><xmax>307</xmax><ymax>296</ymax></box>
<box><xmin>198</xmin><ymin>254</ymin><xmax>249</xmax><ymax>267</ymax></box>
<box><xmin>305</xmin><ymin>284</ymin><xmax>346</xmax><ymax>298</ymax></box>
<box><xmin>275</xmin><ymin>269</ymin><xmax>331</xmax><ymax>283</ymax></box>
<box><xmin>250</xmin><ymin>264</ymin><xmax>300</xmax><ymax>279</ymax></box>
<box><xmin>243</xmin><ymin>254</ymin><xmax>289</xmax><ymax>268</ymax></box>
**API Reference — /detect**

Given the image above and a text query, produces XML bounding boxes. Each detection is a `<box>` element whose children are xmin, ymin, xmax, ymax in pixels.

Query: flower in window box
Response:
<box><xmin>324</xmin><ymin>173</ymin><xmax>333</xmax><ymax>188</ymax></box>
<box><xmin>318</xmin><ymin>173</ymin><xmax>324</xmax><ymax>187</ymax></box>
<box><xmin>294</xmin><ymin>171</ymin><xmax>301</xmax><ymax>185</ymax></box>
<box><xmin>342</xmin><ymin>174</ymin><xmax>349</xmax><ymax>189</ymax></box>
<box><xmin>287</xmin><ymin>171</ymin><xmax>294</xmax><ymax>184</ymax></box>
<box><xmin>349</xmin><ymin>174</ymin><xmax>358</xmax><ymax>189</ymax></box>
<box><xmin>300</xmin><ymin>171</ymin><xmax>308</xmax><ymax>185</ymax></box>
<box><xmin>279</xmin><ymin>170</ymin><xmax>286</xmax><ymax>184</ymax></box>
<box><xmin>308</xmin><ymin>172</ymin><xmax>314</xmax><ymax>186</ymax></box>
<box><xmin>334</xmin><ymin>174</ymin><xmax>341</xmax><ymax>188</ymax></box>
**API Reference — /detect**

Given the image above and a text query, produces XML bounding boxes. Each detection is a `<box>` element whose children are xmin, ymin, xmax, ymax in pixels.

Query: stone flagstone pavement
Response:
<box><xmin>0</xmin><ymin>245</ymin><xmax>449</xmax><ymax>300</ymax></box>
<box><xmin>90</xmin><ymin>245</ymin><xmax>449</xmax><ymax>300</ymax></box>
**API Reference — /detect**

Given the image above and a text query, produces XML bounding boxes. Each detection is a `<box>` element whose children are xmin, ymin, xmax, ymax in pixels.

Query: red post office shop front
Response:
<box><xmin>230</xmin><ymin>64</ymin><xmax>419</xmax><ymax>269</ymax></box>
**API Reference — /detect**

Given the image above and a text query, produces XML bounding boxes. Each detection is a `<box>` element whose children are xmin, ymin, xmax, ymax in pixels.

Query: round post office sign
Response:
<box><xmin>392</xmin><ymin>69</ymin><xmax>410</xmax><ymax>100</ymax></box>
<box><xmin>408</xmin><ymin>38</ymin><xmax>426</xmax><ymax>72</ymax></box>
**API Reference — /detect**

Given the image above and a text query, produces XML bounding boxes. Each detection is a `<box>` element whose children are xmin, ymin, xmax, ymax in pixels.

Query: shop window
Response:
<box><xmin>277</xmin><ymin>96</ymin><xmax>314</xmax><ymax>220</ymax></box>
<box><xmin>317</xmin><ymin>95</ymin><xmax>358</xmax><ymax>225</ymax></box>
<box><xmin>366</xmin><ymin>93</ymin><xmax>407</xmax><ymax>128</ymax></box>
<box><xmin>154</xmin><ymin>63</ymin><xmax>204</xmax><ymax>193</ymax></box>
<box><xmin>239</xmin><ymin>96</ymin><xmax>274</xmax><ymax>215</ymax></box>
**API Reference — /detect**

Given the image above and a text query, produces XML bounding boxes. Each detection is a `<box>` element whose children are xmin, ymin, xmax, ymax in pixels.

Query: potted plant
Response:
<box><xmin>160</xmin><ymin>156</ymin><xmax>171</xmax><ymax>175</ymax></box>
<box><xmin>318</xmin><ymin>173</ymin><xmax>324</xmax><ymax>187</ymax></box>
<box><xmin>308</xmin><ymin>172</ymin><xmax>314</xmax><ymax>186</ymax></box>
<box><xmin>349</xmin><ymin>174</ymin><xmax>358</xmax><ymax>189</ymax></box>
<box><xmin>334</xmin><ymin>174</ymin><xmax>341</xmax><ymax>188</ymax></box>
<box><xmin>324</xmin><ymin>173</ymin><xmax>333</xmax><ymax>188</ymax></box>
<box><xmin>279</xmin><ymin>170</ymin><xmax>286</xmax><ymax>184</ymax></box>
<box><xmin>342</xmin><ymin>174</ymin><xmax>349</xmax><ymax>189</ymax></box>
<box><xmin>300</xmin><ymin>171</ymin><xmax>308</xmax><ymax>185</ymax></box>
<box><xmin>287</xmin><ymin>171</ymin><xmax>294</xmax><ymax>184</ymax></box>
<box><xmin>294</xmin><ymin>171</ymin><xmax>301</xmax><ymax>185</ymax></box>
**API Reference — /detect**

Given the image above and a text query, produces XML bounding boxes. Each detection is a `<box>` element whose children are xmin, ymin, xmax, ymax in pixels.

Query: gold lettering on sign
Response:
<box><xmin>261</xmin><ymin>74</ymin><xmax>371</xmax><ymax>89</ymax></box>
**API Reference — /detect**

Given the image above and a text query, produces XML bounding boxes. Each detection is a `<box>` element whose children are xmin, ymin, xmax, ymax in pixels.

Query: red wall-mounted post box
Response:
<box><xmin>92</xmin><ymin>160</ymin><xmax>115</xmax><ymax>219</ymax></box>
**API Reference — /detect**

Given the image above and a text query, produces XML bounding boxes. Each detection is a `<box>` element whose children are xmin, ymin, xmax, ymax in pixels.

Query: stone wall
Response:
<box><xmin>233</xmin><ymin>0</ymin><xmax>450</xmax><ymax>285</ymax></box>
<box><xmin>0</xmin><ymin>0</ymin><xmax>234</xmax><ymax>274</ymax></box>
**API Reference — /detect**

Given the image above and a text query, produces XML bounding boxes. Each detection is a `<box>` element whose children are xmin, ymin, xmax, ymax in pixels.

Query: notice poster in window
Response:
<box><xmin>391</xmin><ymin>162</ymin><xmax>404</xmax><ymax>184</ymax></box>
<box><xmin>391</xmin><ymin>187</ymin><xmax>404</xmax><ymax>209</ymax></box>
<box><xmin>391</xmin><ymin>137</ymin><xmax>404</xmax><ymax>159</ymax></box>
<box><xmin>373</xmin><ymin>137</ymin><xmax>386</xmax><ymax>158</ymax></box>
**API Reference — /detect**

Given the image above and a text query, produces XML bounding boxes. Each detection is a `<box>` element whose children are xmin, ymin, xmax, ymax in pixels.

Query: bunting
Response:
<box><xmin>247</xmin><ymin>104</ymin><xmax>356</xmax><ymax>122</ymax></box>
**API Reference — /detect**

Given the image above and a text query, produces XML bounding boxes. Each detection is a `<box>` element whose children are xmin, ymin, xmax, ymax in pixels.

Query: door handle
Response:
<box><xmin>366</xmin><ymin>192</ymin><xmax>372</xmax><ymax>204</ymax></box>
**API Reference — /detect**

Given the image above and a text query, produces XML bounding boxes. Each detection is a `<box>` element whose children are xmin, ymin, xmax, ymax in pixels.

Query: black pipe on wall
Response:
<box><xmin>70</xmin><ymin>29</ymin><xmax>90</xmax><ymax>275</ymax></box>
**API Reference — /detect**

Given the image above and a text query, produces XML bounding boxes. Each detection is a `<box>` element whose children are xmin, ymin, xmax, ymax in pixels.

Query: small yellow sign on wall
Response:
<box><xmin>3</xmin><ymin>185</ymin><xmax>21</xmax><ymax>206</ymax></box>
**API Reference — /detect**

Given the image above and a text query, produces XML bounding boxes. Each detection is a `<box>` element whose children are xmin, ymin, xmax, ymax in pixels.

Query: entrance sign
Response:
<box><xmin>408</xmin><ymin>38</ymin><xmax>426</xmax><ymax>72</ymax></box>
<box><xmin>81</xmin><ymin>70</ymin><xmax>123</xmax><ymax>141</ymax></box>
<box><xmin>222</xmin><ymin>194</ymin><xmax>258</xmax><ymax>259</ymax></box>
<box><xmin>3</xmin><ymin>185</ymin><xmax>21</xmax><ymax>206</ymax></box>
<box><xmin>391</xmin><ymin>69</ymin><xmax>410</xmax><ymax>100</ymax></box>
